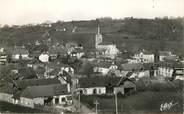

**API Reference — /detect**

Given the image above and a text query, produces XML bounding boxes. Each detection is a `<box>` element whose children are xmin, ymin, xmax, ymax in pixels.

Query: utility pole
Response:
<box><xmin>94</xmin><ymin>99</ymin><xmax>99</xmax><ymax>114</ymax></box>
<box><xmin>78</xmin><ymin>91</ymin><xmax>81</xmax><ymax>111</ymax></box>
<box><xmin>115</xmin><ymin>92</ymin><xmax>118</xmax><ymax>114</ymax></box>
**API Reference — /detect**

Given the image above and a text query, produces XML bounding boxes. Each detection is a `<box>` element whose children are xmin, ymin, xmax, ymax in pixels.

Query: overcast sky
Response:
<box><xmin>0</xmin><ymin>0</ymin><xmax>183</xmax><ymax>25</ymax></box>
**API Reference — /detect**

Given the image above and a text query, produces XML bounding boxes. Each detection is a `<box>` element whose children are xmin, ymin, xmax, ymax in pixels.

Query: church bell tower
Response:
<box><xmin>95</xmin><ymin>26</ymin><xmax>103</xmax><ymax>49</ymax></box>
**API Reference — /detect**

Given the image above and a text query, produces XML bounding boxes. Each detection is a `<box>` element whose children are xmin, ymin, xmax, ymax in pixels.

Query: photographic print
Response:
<box><xmin>0</xmin><ymin>0</ymin><xmax>183</xmax><ymax>114</ymax></box>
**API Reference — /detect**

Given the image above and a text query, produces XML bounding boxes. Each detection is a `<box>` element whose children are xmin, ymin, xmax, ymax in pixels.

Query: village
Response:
<box><xmin>0</xmin><ymin>25</ymin><xmax>184</xmax><ymax>113</ymax></box>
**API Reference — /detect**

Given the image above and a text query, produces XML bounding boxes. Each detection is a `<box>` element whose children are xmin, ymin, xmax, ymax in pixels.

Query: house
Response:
<box><xmin>93</xmin><ymin>61</ymin><xmax>118</xmax><ymax>75</ymax></box>
<box><xmin>0</xmin><ymin>48</ymin><xmax>8</xmax><ymax>65</ymax></box>
<box><xmin>77</xmin><ymin>77</ymin><xmax>136</xmax><ymax>95</ymax></box>
<box><xmin>159</xmin><ymin>51</ymin><xmax>177</xmax><ymax>62</ymax></box>
<box><xmin>120</xmin><ymin>63</ymin><xmax>153</xmax><ymax>79</ymax></box>
<box><xmin>11</xmin><ymin>46</ymin><xmax>29</xmax><ymax>61</ymax></box>
<box><xmin>158</xmin><ymin>62</ymin><xmax>184</xmax><ymax>80</ymax></box>
<box><xmin>14</xmin><ymin>78</ymin><xmax>61</xmax><ymax>90</ymax></box>
<box><xmin>133</xmin><ymin>50</ymin><xmax>154</xmax><ymax>63</ymax></box>
<box><xmin>44</xmin><ymin>62</ymin><xmax>74</xmax><ymax>78</ymax></box>
<box><xmin>48</xmin><ymin>45</ymin><xmax>67</xmax><ymax>61</ymax></box>
<box><xmin>120</xmin><ymin>63</ymin><xmax>144</xmax><ymax>71</ymax></box>
<box><xmin>95</xmin><ymin>27</ymin><xmax>119</xmax><ymax>59</ymax></box>
<box><xmin>13</xmin><ymin>84</ymin><xmax>72</xmax><ymax>108</ymax></box>
<box><xmin>70</xmin><ymin>48</ymin><xmax>85</xmax><ymax>59</ymax></box>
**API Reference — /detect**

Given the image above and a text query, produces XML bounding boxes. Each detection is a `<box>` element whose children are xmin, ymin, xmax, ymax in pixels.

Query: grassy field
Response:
<box><xmin>0</xmin><ymin>101</ymin><xmax>49</xmax><ymax>113</ymax></box>
<box><xmin>80</xmin><ymin>91</ymin><xmax>183</xmax><ymax>113</ymax></box>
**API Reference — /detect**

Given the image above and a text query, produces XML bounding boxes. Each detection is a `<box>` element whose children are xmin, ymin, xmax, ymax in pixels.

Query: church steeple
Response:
<box><xmin>95</xmin><ymin>26</ymin><xmax>103</xmax><ymax>49</ymax></box>
<box><xmin>97</xmin><ymin>26</ymin><xmax>100</xmax><ymax>34</ymax></box>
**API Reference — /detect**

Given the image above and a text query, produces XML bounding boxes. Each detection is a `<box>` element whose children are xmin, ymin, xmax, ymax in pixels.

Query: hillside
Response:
<box><xmin>0</xmin><ymin>17</ymin><xmax>183</xmax><ymax>55</ymax></box>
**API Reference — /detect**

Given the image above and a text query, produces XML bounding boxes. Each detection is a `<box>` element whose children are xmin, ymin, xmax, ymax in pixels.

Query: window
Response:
<box><xmin>99</xmin><ymin>89</ymin><xmax>101</xmax><ymax>94</ymax></box>
<box><xmin>55</xmin><ymin>98</ymin><xmax>59</xmax><ymax>104</ymax></box>
<box><xmin>62</xmin><ymin>98</ymin><xmax>66</xmax><ymax>102</ymax></box>
<box><xmin>93</xmin><ymin>89</ymin><xmax>97</xmax><ymax>94</ymax></box>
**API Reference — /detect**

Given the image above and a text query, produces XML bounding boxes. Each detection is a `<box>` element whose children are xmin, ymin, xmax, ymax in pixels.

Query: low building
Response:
<box><xmin>157</xmin><ymin>62</ymin><xmax>184</xmax><ymax>80</ymax></box>
<box><xmin>70</xmin><ymin>48</ymin><xmax>85</xmax><ymax>59</ymax></box>
<box><xmin>133</xmin><ymin>50</ymin><xmax>154</xmax><ymax>63</ymax></box>
<box><xmin>77</xmin><ymin>77</ymin><xmax>136</xmax><ymax>95</ymax></box>
<box><xmin>44</xmin><ymin>62</ymin><xmax>74</xmax><ymax>78</ymax></box>
<box><xmin>13</xmin><ymin>84</ymin><xmax>72</xmax><ymax>108</ymax></box>
<box><xmin>48</xmin><ymin>45</ymin><xmax>67</xmax><ymax>61</ymax></box>
<box><xmin>0</xmin><ymin>49</ymin><xmax>8</xmax><ymax>65</ymax></box>
<box><xmin>12</xmin><ymin>46</ymin><xmax>29</xmax><ymax>61</ymax></box>
<box><xmin>159</xmin><ymin>51</ymin><xmax>178</xmax><ymax>62</ymax></box>
<box><xmin>120</xmin><ymin>63</ymin><xmax>155</xmax><ymax>79</ymax></box>
<box><xmin>93</xmin><ymin>61</ymin><xmax>118</xmax><ymax>75</ymax></box>
<box><xmin>14</xmin><ymin>78</ymin><xmax>61</xmax><ymax>90</ymax></box>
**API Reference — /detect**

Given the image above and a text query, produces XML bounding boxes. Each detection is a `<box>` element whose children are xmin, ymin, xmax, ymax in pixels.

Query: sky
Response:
<box><xmin>0</xmin><ymin>0</ymin><xmax>183</xmax><ymax>25</ymax></box>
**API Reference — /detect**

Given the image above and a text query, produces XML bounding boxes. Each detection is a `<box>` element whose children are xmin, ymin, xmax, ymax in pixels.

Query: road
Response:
<box><xmin>70</xmin><ymin>74</ymin><xmax>94</xmax><ymax>113</ymax></box>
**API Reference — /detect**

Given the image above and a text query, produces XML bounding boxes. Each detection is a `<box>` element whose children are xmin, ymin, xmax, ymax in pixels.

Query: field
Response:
<box><xmin>0</xmin><ymin>101</ymin><xmax>49</xmax><ymax>113</ymax></box>
<box><xmin>80</xmin><ymin>91</ymin><xmax>183</xmax><ymax>113</ymax></box>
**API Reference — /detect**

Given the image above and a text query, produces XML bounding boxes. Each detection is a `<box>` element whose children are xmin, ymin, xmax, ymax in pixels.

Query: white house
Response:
<box><xmin>133</xmin><ymin>50</ymin><xmax>154</xmax><ymax>63</ymax></box>
<box><xmin>12</xmin><ymin>46</ymin><xmax>29</xmax><ymax>61</ymax></box>
<box><xmin>0</xmin><ymin>48</ymin><xmax>7</xmax><ymax>65</ymax></box>
<box><xmin>157</xmin><ymin>62</ymin><xmax>184</xmax><ymax>79</ymax></box>
<box><xmin>93</xmin><ymin>61</ymin><xmax>118</xmax><ymax>75</ymax></box>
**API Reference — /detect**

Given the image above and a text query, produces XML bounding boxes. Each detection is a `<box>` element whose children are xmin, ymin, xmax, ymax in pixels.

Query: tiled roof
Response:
<box><xmin>12</xmin><ymin>46</ymin><xmax>29</xmax><ymax>55</ymax></box>
<box><xmin>48</xmin><ymin>46</ymin><xmax>67</xmax><ymax>55</ymax></box>
<box><xmin>15</xmin><ymin>78</ymin><xmax>61</xmax><ymax>89</ymax></box>
<box><xmin>17</xmin><ymin>84</ymin><xmax>69</xmax><ymax>98</ymax></box>
<box><xmin>120</xmin><ymin>63</ymin><xmax>144</xmax><ymax>71</ymax></box>
<box><xmin>94</xmin><ymin>61</ymin><xmax>113</xmax><ymax>68</ymax></box>
<box><xmin>78</xmin><ymin>77</ymin><xmax>122</xmax><ymax>88</ymax></box>
<box><xmin>143</xmin><ymin>63</ymin><xmax>155</xmax><ymax>70</ymax></box>
<box><xmin>45</xmin><ymin>62</ymin><xmax>69</xmax><ymax>69</ymax></box>
<box><xmin>78</xmin><ymin>76</ymin><xmax>134</xmax><ymax>88</ymax></box>
<box><xmin>158</xmin><ymin>62</ymin><xmax>184</xmax><ymax>68</ymax></box>
<box><xmin>98</xmin><ymin>42</ymin><xmax>114</xmax><ymax>45</ymax></box>
<box><xmin>159</xmin><ymin>51</ymin><xmax>171</xmax><ymax>56</ymax></box>
<box><xmin>135</xmin><ymin>49</ymin><xmax>154</xmax><ymax>55</ymax></box>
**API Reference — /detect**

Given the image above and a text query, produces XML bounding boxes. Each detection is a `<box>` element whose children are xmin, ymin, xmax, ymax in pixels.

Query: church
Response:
<box><xmin>95</xmin><ymin>27</ymin><xmax>119</xmax><ymax>59</ymax></box>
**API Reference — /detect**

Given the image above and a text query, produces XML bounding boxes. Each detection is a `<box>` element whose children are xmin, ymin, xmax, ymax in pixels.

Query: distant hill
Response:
<box><xmin>0</xmin><ymin>17</ymin><xmax>183</xmax><ymax>55</ymax></box>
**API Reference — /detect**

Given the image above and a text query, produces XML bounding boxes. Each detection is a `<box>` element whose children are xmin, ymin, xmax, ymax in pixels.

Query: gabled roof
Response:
<box><xmin>123</xmin><ymin>81</ymin><xmax>136</xmax><ymax>88</ymax></box>
<box><xmin>78</xmin><ymin>77</ymin><xmax>122</xmax><ymax>88</ymax></box>
<box><xmin>94</xmin><ymin>61</ymin><xmax>114</xmax><ymax>68</ymax></box>
<box><xmin>71</xmin><ymin>48</ymin><xmax>84</xmax><ymax>53</ymax></box>
<box><xmin>45</xmin><ymin>62</ymin><xmax>69</xmax><ymax>69</ymax></box>
<box><xmin>12</xmin><ymin>46</ymin><xmax>29</xmax><ymax>55</ymax></box>
<box><xmin>48</xmin><ymin>45</ymin><xmax>67</xmax><ymax>55</ymax></box>
<box><xmin>158</xmin><ymin>61</ymin><xmax>184</xmax><ymax>68</ymax></box>
<box><xmin>78</xmin><ymin>76</ymin><xmax>135</xmax><ymax>88</ymax></box>
<box><xmin>135</xmin><ymin>49</ymin><xmax>154</xmax><ymax>55</ymax></box>
<box><xmin>143</xmin><ymin>63</ymin><xmax>155</xmax><ymax>70</ymax></box>
<box><xmin>120</xmin><ymin>63</ymin><xmax>144</xmax><ymax>71</ymax></box>
<box><xmin>15</xmin><ymin>78</ymin><xmax>60</xmax><ymax>89</ymax></box>
<box><xmin>159</xmin><ymin>51</ymin><xmax>171</xmax><ymax>56</ymax></box>
<box><xmin>98</xmin><ymin>42</ymin><xmax>114</xmax><ymax>45</ymax></box>
<box><xmin>17</xmin><ymin>84</ymin><xmax>69</xmax><ymax>98</ymax></box>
